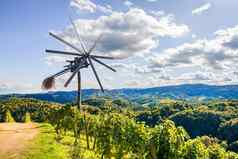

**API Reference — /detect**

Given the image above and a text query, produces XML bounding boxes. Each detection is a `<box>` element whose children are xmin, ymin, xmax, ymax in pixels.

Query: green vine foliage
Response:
<box><xmin>5</xmin><ymin>109</ymin><xmax>15</xmax><ymax>122</ymax></box>
<box><xmin>24</xmin><ymin>112</ymin><xmax>31</xmax><ymax>123</ymax></box>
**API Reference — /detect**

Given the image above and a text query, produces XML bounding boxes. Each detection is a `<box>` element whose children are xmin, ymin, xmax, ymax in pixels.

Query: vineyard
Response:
<box><xmin>0</xmin><ymin>97</ymin><xmax>238</xmax><ymax>159</ymax></box>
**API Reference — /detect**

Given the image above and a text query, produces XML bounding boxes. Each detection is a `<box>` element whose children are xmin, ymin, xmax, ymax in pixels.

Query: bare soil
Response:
<box><xmin>0</xmin><ymin>123</ymin><xmax>39</xmax><ymax>158</ymax></box>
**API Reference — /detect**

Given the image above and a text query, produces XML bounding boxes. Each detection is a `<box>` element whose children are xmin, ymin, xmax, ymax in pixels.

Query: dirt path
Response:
<box><xmin>0</xmin><ymin>123</ymin><xmax>39</xmax><ymax>158</ymax></box>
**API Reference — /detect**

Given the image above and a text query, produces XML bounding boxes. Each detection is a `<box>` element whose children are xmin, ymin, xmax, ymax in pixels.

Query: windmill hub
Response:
<box><xmin>63</xmin><ymin>57</ymin><xmax>90</xmax><ymax>72</ymax></box>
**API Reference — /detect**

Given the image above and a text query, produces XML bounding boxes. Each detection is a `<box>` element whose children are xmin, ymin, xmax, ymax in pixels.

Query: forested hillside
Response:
<box><xmin>1</xmin><ymin>97</ymin><xmax>238</xmax><ymax>158</ymax></box>
<box><xmin>1</xmin><ymin>84</ymin><xmax>238</xmax><ymax>104</ymax></box>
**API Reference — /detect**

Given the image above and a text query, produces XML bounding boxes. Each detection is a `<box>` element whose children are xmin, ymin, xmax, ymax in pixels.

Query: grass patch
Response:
<box><xmin>19</xmin><ymin>123</ymin><xmax>69</xmax><ymax>159</ymax></box>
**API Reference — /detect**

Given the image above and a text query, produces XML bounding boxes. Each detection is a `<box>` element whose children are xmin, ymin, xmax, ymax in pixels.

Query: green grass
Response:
<box><xmin>3</xmin><ymin>123</ymin><xmax>100</xmax><ymax>159</ymax></box>
<box><xmin>19</xmin><ymin>123</ymin><xmax>69</xmax><ymax>159</ymax></box>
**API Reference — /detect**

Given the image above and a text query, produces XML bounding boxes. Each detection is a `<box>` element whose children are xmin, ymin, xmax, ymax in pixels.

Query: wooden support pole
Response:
<box><xmin>77</xmin><ymin>71</ymin><xmax>81</xmax><ymax>111</ymax></box>
<box><xmin>74</xmin><ymin>70</ymin><xmax>81</xmax><ymax>145</ymax></box>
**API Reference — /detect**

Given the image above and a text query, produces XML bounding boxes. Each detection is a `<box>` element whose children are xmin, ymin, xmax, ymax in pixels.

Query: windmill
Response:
<box><xmin>42</xmin><ymin>17</ymin><xmax>116</xmax><ymax>111</ymax></box>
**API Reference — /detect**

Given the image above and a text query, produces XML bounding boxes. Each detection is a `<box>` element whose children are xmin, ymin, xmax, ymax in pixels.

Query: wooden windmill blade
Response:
<box><xmin>88</xmin><ymin>34</ymin><xmax>102</xmax><ymax>55</ymax></box>
<box><xmin>91</xmin><ymin>56</ymin><xmax>116</xmax><ymax>72</ymax></box>
<box><xmin>42</xmin><ymin>68</ymin><xmax>71</xmax><ymax>90</ymax></box>
<box><xmin>90</xmin><ymin>55</ymin><xmax>115</xmax><ymax>60</ymax></box>
<box><xmin>46</xmin><ymin>49</ymin><xmax>84</xmax><ymax>56</ymax></box>
<box><xmin>88</xmin><ymin>57</ymin><xmax>104</xmax><ymax>92</ymax></box>
<box><xmin>52</xmin><ymin>68</ymin><xmax>71</xmax><ymax>77</ymax></box>
<box><xmin>49</xmin><ymin>32</ymin><xmax>84</xmax><ymax>54</ymax></box>
<box><xmin>64</xmin><ymin>65</ymin><xmax>81</xmax><ymax>87</ymax></box>
<box><xmin>69</xmin><ymin>15</ymin><xmax>88</xmax><ymax>54</ymax></box>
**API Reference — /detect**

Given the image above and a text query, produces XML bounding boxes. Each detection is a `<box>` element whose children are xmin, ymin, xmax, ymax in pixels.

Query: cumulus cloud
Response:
<box><xmin>178</xmin><ymin>72</ymin><xmax>212</xmax><ymax>81</ymax></box>
<box><xmin>223</xmin><ymin>37</ymin><xmax>238</xmax><ymax>50</ymax></box>
<box><xmin>134</xmin><ymin>70</ymin><xmax>234</xmax><ymax>87</ymax></box>
<box><xmin>150</xmin><ymin>10</ymin><xmax>165</xmax><ymax>17</ymax></box>
<box><xmin>134</xmin><ymin>65</ymin><xmax>161</xmax><ymax>74</ymax></box>
<box><xmin>178</xmin><ymin>71</ymin><xmax>233</xmax><ymax>84</ymax></box>
<box><xmin>110</xmin><ymin>60</ymin><xmax>162</xmax><ymax>74</ymax></box>
<box><xmin>97</xmin><ymin>5</ymin><xmax>113</xmax><ymax>14</ymax></box>
<box><xmin>138</xmin><ymin>25</ymin><xmax>238</xmax><ymax>86</ymax></box>
<box><xmin>150</xmin><ymin>25</ymin><xmax>238</xmax><ymax>71</ymax></box>
<box><xmin>70</xmin><ymin>0</ymin><xmax>97</xmax><ymax>13</ymax></box>
<box><xmin>192</xmin><ymin>3</ymin><xmax>211</xmax><ymax>15</ymax></box>
<box><xmin>58</xmin><ymin>8</ymin><xmax>189</xmax><ymax>59</ymax></box>
<box><xmin>70</xmin><ymin>0</ymin><xmax>112</xmax><ymax>13</ymax></box>
<box><xmin>111</xmin><ymin>63</ymin><xmax>135</xmax><ymax>69</ymax></box>
<box><xmin>215</xmin><ymin>26</ymin><xmax>238</xmax><ymax>50</ymax></box>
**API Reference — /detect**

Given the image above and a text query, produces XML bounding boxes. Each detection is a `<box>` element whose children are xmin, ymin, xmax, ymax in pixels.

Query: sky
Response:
<box><xmin>1</xmin><ymin>0</ymin><xmax>238</xmax><ymax>94</ymax></box>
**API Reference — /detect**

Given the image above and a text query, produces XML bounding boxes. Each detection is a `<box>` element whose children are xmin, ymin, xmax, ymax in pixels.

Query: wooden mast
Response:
<box><xmin>77</xmin><ymin>71</ymin><xmax>81</xmax><ymax>111</ymax></box>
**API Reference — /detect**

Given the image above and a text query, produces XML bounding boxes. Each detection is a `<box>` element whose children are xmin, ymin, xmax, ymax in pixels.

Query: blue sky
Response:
<box><xmin>1</xmin><ymin>0</ymin><xmax>238</xmax><ymax>94</ymax></box>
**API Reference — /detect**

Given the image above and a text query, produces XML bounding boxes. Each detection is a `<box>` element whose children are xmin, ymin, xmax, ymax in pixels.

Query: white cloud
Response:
<box><xmin>145</xmin><ymin>25</ymin><xmax>238</xmax><ymax>85</ymax></box>
<box><xmin>45</xmin><ymin>55</ymin><xmax>68</xmax><ymax>66</ymax></box>
<box><xmin>134</xmin><ymin>65</ymin><xmax>161</xmax><ymax>74</ymax></box>
<box><xmin>178</xmin><ymin>71</ymin><xmax>213</xmax><ymax>81</ymax></box>
<box><xmin>150</xmin><ymin>10</ymin><xmax>165</xmax><ymax>17</ymax></box>
<box><xmin>97</xmin><ymin>4</ymin><xmax>113</xmax><ymax>14</ymax></box>
<box><xmin>150</xmin><ymin>27</ymin><xmax>238</xmax><ymax>70</ymax></box>
<box><xmin>59</xmin><ymin>8</ymin><xmax>189</xmax><ymax>59</ymax></box>
<box><xmin>215</xmin><ymin>26</ymin><xmax>238</xmax><ymax>50</ymax></box>
<box><xmin>124</xmin><ymin>0</ymin><xmax>133</xmax><ymax>7</ymax></box>
<box><xmin>70</xmin><ymin>0</ymin><xmax>112</xmax><ymax>14</ymax></box>
<box><xmin>192</xmin><ymin>3</ymin><xmax>211</xmax><ymax>15</ymax></box>
<box><xmin>0</xmin><ymin>81</ymin><xmax>40</xmax><ymax>94</ymax></box>
<box><xmin>176</xmin><ymin>71</ymin><xmax>233</xmax><ymax>84</ymax></box>
<box><xmin>70</xmin><ymin>0</ymin><xmax>96</xmax><ymax>13</ymax></box>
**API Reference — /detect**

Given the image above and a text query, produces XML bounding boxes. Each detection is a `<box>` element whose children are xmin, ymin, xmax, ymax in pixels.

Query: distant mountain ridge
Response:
<box><xmin>1</xmin><ymin>84</ymin><xmax>238</xmax><ymax>103</ymax></box>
